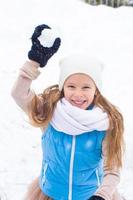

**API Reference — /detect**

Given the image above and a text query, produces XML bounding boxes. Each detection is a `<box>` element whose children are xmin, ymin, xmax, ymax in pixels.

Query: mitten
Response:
<box><xmin>28</xmin><ymin>24</ymin><xmax>61</xmax><ymax>67</ymax></box>
<box><xmin>88</xmin><ymin>195</ymin><xmax>105</xmax><ymax>200</ymax></box>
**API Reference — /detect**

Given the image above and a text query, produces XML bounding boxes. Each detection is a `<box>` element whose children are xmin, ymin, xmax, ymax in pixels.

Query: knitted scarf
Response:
<box><xmin>51</xmin><ymin>98</ymin><xmax>109</xmax><ymax>135</ymax></box>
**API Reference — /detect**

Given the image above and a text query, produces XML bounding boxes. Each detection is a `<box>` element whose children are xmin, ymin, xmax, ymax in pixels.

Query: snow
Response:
<box><xmin>38</xmin><ymin>28</ymin><xmax>61</xmax><ymax>47</ymax></box>
<box><xmin>0</xmin><ymin>0</ymin><xmax>133</xmax><ymax>199</ymax></box>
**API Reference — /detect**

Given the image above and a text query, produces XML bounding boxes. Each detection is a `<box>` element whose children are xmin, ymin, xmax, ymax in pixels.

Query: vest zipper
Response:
<box><xmin>68</xmin><ymin>136</ymin><xmax>76</xmax><ymax>200</ymax></box>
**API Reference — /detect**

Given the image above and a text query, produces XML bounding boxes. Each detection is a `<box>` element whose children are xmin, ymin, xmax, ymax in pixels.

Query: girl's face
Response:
<box><xmin>63</xmin><ymin>73</ymin><xmax>97</xmax><ymax>110</ymax></box>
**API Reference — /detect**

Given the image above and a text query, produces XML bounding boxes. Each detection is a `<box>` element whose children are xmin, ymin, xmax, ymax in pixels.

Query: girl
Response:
<box><xmin>12</xmin><ymin>24</ymin><xmax>125</xmax><ymax>200</ymax></box>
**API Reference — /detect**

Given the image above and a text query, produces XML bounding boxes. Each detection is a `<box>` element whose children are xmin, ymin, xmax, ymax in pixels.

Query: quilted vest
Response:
<box><xmin>39</xmin><ymin>124</ymin><xmax>106</xmax><ymax>200</ymax></box>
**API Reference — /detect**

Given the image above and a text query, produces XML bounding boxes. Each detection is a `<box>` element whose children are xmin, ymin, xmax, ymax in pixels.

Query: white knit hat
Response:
<box><xmin>59</xmin><ymin>54</ymin><xmax>104</xmax><ymax>91</ymax></box>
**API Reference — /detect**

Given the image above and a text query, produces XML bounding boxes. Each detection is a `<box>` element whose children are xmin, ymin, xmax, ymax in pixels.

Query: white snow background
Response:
<box><xmin>0</xmin><ymin>0</ymin><xmax>133</xmax><ymax>199</ymax></box>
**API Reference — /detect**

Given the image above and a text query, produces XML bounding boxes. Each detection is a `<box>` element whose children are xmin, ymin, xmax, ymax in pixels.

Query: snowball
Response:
<box><xmin>38</xmin><ymin>28</ymin><xmax>59</xmax><ymax>48</ymax></box>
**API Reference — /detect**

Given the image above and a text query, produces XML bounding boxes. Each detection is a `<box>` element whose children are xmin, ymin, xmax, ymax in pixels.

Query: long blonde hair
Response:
<box><xmin>94</xmin><ymin>90</ymin><xmax>125</xmax><ymax>170</ymax></box>
<box><xmin>28</xmin><ymin>85</ymin><xmax>124</xmax><ymax>170</ymax></box>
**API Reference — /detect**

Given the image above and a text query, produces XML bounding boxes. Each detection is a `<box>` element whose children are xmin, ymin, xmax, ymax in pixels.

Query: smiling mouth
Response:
<box><xmin>72</xmin><ymin>100</ymin><xmax>86</xmax><ymax>106</ymax></box>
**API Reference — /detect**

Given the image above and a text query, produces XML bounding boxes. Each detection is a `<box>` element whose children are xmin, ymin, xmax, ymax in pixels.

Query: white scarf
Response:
<box><xmin>51</xmin><ymin>98</ymin><xmax>109</xmax><ymax>135</ymax></box>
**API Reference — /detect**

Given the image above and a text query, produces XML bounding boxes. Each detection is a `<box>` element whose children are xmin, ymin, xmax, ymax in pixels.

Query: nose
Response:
<box><xmin>73</xmin><ymin>89</ymin><xmax>83</xmax><ymax>98</ymax></box>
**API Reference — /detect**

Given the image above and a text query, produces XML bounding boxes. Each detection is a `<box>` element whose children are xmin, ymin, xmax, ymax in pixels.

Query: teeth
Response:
<box><xmin>73</xmin><ymin>100</ymin><xmax>85</xmax><ymax>105</ymax></box>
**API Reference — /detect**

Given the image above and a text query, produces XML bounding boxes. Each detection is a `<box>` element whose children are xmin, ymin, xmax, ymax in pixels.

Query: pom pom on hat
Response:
<box><xmin>59</xmin><ymin>54</ymin><xmax>104</xmax><ymax>91</ymax></box>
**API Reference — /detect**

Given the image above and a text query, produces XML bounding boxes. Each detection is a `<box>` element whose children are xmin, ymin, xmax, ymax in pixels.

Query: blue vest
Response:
<box><xmin>39</xmin><ymin>124</ymin><xmax>106</xmax><ymax>200</ymax></box>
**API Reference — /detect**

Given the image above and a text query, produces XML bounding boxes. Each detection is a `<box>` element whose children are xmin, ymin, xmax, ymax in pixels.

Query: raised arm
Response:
<box><xmin>11</xmin><ymin>60</ymin><xmax>40</xmax><ymax>113</ymax></box>
<box><xmin>11</xmin><ymin>24</ymin><xmax>61</xmax><ymax>113</ymax></box>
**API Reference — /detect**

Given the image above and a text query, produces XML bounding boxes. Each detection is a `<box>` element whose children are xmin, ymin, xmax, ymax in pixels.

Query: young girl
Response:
<box><xmin>12</xmin><ymin>24</ymin><xmax>125</xmax><ymax>200</ymax></box>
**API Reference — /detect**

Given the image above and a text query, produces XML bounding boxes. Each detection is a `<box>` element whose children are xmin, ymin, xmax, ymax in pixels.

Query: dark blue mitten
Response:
<box><xmin>28</xmin><ymin>24</ymin><xmax>61</xmax><ymax>67</ymax></box>
<box><xmin>88</xmin><ymin>195</ymin><xmax>105</xmax><ymax>200</ymax></box>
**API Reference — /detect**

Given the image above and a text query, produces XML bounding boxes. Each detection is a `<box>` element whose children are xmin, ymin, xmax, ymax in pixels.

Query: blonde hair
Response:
<box><xmin>28</xmin><ymin>85</ymin><xmax>124</xmax><ymax>170</ymax></box>
<box><xmin>94</xmin><ymin>90</ymin><xmax>125</xmax><ymax>170</ymax></box>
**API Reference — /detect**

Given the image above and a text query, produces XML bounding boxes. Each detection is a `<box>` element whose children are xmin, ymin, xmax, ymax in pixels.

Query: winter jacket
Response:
<box><xmin>11</xmin><ymin>60</ymin><xmax>123</xmax><ymax>200</ymax></box>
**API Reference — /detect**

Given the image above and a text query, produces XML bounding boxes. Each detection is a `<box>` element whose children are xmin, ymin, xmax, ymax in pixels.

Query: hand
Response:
<box><xmin>88</xmin><ymin>195</ymin><xmax>105</xmax><ymax>200</ymax></box>
<box><xmin>28</xmin><ymin>24</ymin><xmax>61</xmax><ymax>67</ymax></box>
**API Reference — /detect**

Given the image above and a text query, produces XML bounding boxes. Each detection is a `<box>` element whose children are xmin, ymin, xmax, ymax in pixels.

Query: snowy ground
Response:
<box><xmin>0</xmin><ymin>0</ymin><xmax>133</xmax><ymax>199</ymax></box>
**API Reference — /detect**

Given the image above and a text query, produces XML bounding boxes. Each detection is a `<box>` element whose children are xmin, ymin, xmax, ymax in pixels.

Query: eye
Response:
<box><xmin>83</xmin><ymin>86</ymin><xmax>91</xmax><ymax>89</ymax></box>
<box><xmin>67</xmin><ymin>85</ymin><xmax>75</xmax><ymax>88</ymax></box>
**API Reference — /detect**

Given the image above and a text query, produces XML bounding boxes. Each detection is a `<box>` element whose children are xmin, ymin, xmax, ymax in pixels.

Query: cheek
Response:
<box><xmin>63</xmin><ymin>89</ymin><xmax>71</xmax><ymax>99</ymax></box>
<box><xmin>86</xmin><ymin>92</ymin><xmax>95</xmax><ymax>102</ymax></box>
